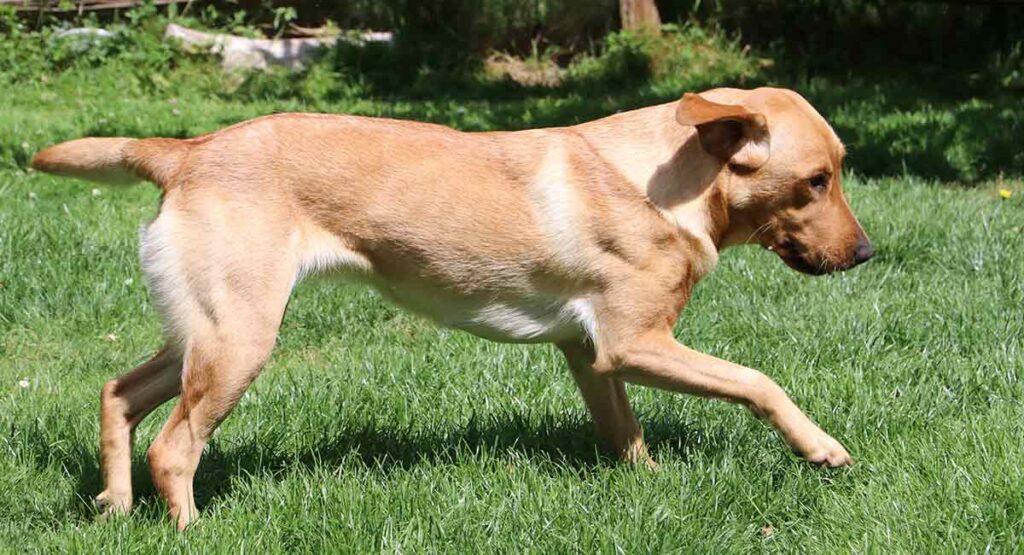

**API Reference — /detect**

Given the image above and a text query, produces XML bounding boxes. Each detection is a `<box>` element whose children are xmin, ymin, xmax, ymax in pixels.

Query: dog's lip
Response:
<box><xmin>781</xmin><ymin>252</ymin><xmax>829</xmax><ymax>275</ymax></box>
<box><xmin>768</xmin><ymin>238</ymin><xmax>830</xmax><ymax>276</ymax></box>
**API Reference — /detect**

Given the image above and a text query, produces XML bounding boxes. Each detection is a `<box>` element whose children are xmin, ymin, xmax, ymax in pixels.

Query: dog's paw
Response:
<box><xmin>95</xmin><ymin>489</ymin><xmax>132</xmax><ymax>517</ymax></box>
<box><xmin>796</xmin><ymin>430</ymin><xmax>851</xmax><ymax>468</ymax></box>
<box><xmin>620</xmin><ymin>438</ymin><xmax>659</xmax><ymax>471</ymax></box>
<box><xmin>643</xmin><ymin>457</ymin><xmax>660</xmax><ymax>472</ymax></box>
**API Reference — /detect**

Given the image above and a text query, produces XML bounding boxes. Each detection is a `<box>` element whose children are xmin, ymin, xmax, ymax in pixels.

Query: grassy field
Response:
<box><xmin>3</xmin><ymin>55</ymin><xmax>1024</xmax><ymax>553</ymax></box>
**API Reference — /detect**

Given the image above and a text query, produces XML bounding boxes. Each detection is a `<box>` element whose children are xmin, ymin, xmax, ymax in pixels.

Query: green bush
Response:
<box><xmin>222</xmin><ymin>20</ymin><xmax>760</xmax><ymax>101</ymax></box>
<box><xmin>566</xmin><ymin>24</ymin><xmax>759</xmax><ymax>93</ymax></box>
<box><xmin>0</xmin><ymin>4</ymin><xmax>207</xmax><ymax>89</ymax></box>
<box><xmin>566</xmin><ymin>30</ymin><xmax>653</xmax><ymax>88</ymax></box>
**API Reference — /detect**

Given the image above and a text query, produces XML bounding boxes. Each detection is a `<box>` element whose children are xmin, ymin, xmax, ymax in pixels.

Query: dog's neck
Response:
<box><xmin>575</xmin><ymin>102</ymin><xmax>731</xmax><ymax>268</ymax></box>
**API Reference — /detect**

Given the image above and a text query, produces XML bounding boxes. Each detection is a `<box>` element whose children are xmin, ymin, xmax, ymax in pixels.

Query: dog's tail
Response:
<box><xmin>31</xmin><ymin>137</ymin><xmax>189</xmax><ymax>188</ymax></box>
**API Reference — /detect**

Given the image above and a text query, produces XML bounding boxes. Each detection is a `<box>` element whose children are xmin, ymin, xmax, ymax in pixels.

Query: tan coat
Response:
<box><xmin>33</xmin><ymin>87</ymin><xmax>872</xmax><ymax>529</ymax></box>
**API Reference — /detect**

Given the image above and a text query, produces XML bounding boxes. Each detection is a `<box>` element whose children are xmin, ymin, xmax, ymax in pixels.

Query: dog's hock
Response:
<box><xmin>675</xmin><ymin>92</ymin><xmax>770</xmax><ymax>170</ymax></box>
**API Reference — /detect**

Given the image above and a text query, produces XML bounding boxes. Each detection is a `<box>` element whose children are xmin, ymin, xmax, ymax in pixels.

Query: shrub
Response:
<box><xmin>0</xmin><ymin>4</ymin><xmax>202</xmax><ymax>89</ymax></box>
<box><xmin>566</xmin><ymin>23</ymin><xmax>760</xmax><ymax>93</ymax></box>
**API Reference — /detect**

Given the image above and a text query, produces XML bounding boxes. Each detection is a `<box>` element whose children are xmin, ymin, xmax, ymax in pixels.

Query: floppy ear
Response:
<box><xmin>675</xmin><ymin>92</ymin><xmax>770</xmax><ymax>170</ymax></box>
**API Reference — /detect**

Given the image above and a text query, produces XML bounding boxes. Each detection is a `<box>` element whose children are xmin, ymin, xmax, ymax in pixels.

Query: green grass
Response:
<box><xmin>2</xmin><ymin>58</ymin><xmax>1024</xmax><ymax>552</ymax></box>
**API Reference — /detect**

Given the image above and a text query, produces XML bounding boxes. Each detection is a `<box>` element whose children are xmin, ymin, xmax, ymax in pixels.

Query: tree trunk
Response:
<box><xmin>619</xmin><ymin>0</ymin><xmax>661</xmax><ymax>33</ymax></box>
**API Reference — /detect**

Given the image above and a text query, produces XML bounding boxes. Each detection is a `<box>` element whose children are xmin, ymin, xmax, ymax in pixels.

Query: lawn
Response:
<box><xmin>2</xmin><ymin>70</ymin><xmax>1024</xmax><ymax>552</ymax></box>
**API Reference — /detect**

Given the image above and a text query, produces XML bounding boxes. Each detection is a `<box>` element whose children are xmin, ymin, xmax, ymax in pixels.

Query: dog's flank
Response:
<box><xmin>33</xmin><ymin>87</ymin><xmax>872</xmax><ymax>530</ymax></box>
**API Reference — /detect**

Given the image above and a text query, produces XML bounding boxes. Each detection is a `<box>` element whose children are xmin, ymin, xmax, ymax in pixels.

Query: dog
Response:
<box><xmin>32</xmin><ymin>87</ymin><xmax>873</xmax><ymax>529</ymax></box>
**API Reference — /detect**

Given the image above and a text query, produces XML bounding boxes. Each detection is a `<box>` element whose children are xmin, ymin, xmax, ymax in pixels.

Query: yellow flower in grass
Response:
<box><xmin>999</xmin><ymin>188</ymin><xmax>1013</xmax><ymax>199</ymax></box>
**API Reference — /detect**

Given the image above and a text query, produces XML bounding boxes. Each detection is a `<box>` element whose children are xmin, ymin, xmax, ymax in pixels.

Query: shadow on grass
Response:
<box><xmin>44</xmin><ymin>408</ymin><xmax>737</xmax><ymax>523</ymax></box>
<box><xmin>186</xmin><ymin>412</ymin><xmax>732</xmax><ymax>512</ymax></box>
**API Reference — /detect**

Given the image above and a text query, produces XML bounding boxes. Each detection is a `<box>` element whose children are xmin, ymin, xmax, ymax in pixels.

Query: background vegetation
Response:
<box><xmin>1</xmin><ymin>1</ymin><xmax>1022</xmax><ymax>551</ymax></box>
<box><xmin>3</xmin><ymin>0</ymin><xmax>1024</xmax><ymax>182</ymax></box>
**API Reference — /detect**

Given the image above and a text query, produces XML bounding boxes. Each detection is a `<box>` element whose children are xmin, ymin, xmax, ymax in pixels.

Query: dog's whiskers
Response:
<box><xmin>745</xmin><ymin>221</ymin><xmax>774</xmax><ymax>246</ymax></box>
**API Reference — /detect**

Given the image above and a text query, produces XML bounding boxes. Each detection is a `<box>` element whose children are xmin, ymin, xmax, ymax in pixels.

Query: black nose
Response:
<box><xmin>852</xmin><ymin>238</ymin><xmax>874</xmax><ymax>266</ymax></box>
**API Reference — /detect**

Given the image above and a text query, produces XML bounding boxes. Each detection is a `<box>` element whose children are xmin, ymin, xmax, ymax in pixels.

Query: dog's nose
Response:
<box><xmin>852</xmin><ymin>238</ymin><xmax>874</xmax><ymax>266</ymax></box>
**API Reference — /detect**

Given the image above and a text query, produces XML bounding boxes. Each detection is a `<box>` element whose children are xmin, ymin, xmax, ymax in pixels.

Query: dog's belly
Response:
<box><xmin>295</xmin><ymin>227</ymin><xmax>597</xmax><ymax>344</ymax></box>
<box><xmin>378</xmin><ymin>284</ymin><xmax>597</xmax><ymax>344</ymax></box>
<box><xmin>446</xmin><ymin>298</ymin><xmax>596</xmax><ymax>343</ymax></box>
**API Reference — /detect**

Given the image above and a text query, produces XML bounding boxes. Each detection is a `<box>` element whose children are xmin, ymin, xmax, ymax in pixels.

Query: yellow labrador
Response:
<box><xmin>33</xmin><ymin>87</ymin><xmax>872</xmax><ymax>529</ymax></box>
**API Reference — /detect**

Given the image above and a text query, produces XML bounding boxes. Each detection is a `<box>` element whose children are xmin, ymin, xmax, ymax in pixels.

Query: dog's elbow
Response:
<box><xmin>591</xmin><ymin>343</ymin><xmax>649</xmax><ymax>377</ymax></box>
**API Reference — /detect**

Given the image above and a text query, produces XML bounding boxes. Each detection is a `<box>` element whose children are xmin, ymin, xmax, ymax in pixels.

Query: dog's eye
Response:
<box><xmin>808</xmin><ymin>173</ymin><xmax>829</xmax><ymax>191</ymax></box>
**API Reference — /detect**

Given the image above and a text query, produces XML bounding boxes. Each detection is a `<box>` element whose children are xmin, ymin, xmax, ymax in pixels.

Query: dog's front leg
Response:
<box><xmin>558</xmin><ymin>341</ymin><xmax>656</xmax><ymax>469</ymax></box>
<box><xmin>595</xmin><ymin>330</ymin><xmax>851</xmax><ymax>467</ymax></box>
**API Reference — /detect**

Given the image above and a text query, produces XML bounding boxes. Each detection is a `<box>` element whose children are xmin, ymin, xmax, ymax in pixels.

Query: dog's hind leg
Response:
<box><xmin>141</xmin><ymin>211</ymin><xmax>298</xmax><ymax>529</ymax></box>
<box><xmin>97</xmin><ymin>346</ymin><xmax>182</xmax><ymax>515</ymax></box>
<box><xmin>148</xmin><ymin>295</ymin><xmax>291</xmax><ymax>529</ymax></box>
<box><xmin>559</xmin><ymin>342</ymin><xmax>655</xmax><ymax>469</ymax></box>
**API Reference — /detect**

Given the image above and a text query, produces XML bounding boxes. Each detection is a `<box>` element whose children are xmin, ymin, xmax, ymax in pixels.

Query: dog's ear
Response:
<box><xmin>675</xmin><ymin>92</ymin><xmax>770</xmax><ymax>170</ymax></box>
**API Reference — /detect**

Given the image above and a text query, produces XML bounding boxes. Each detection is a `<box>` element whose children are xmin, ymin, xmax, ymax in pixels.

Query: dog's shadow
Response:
<box><xmin>64</xmin><ymin>410</ymin><xmax>734</xmax><ymax>522</ymax></box>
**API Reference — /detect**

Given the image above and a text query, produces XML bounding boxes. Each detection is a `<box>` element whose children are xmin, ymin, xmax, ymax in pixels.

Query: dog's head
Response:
<box><xmin>677</xmin><ymin>87</ymin><xmax>872</xmax><ymax>275</ymax></box>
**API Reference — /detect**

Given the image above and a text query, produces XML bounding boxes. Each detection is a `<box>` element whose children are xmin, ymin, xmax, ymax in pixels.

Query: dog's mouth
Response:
<box><xmin>767</xmin><ymin>238</ymin><xmax>832</xmax><ymax>276</ymax></box>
